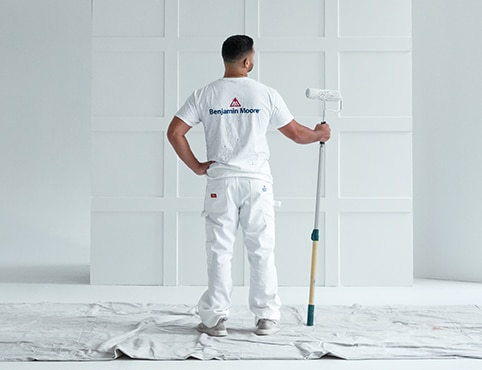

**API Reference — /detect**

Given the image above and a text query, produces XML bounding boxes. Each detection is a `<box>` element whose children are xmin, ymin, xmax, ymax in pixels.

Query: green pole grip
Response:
<box><xmin>307</xmin><ymin>304</ymin><xmax>315</xmax><ymax>326</ymax></box>
<box><xmin>311</xmin><ymin>229</ymin><xmax>319</xmax><ymax>241</ymax></box>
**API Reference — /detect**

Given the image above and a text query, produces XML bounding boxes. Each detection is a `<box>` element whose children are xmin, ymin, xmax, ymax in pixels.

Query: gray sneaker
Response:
<box><xmin>197</xmin><ymin>319</ymin><xmax>228</xmax><ymax>337</ymax></box>
<box><xmin>255</xmin><ymin>319</ymin><xmax>280</xmax><ymax>336</ymax></box>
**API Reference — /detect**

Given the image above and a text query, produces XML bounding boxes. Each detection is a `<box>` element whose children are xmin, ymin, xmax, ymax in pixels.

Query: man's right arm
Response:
<box><xmin>278</xmin><ymin>119</ymin><xmax>331</xmax><ymax>144</ymax></box>
<box><xmin>167</xmin><ymin>116</ymin><xmax>214</xmax><ymax>175</ymax></box>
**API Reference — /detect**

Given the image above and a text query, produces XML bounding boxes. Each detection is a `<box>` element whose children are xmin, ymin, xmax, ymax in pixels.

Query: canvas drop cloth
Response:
<box><xmin>1</xmin><ymin>302</ymin><xmax>482</xmax><ymax>361</ymax></box>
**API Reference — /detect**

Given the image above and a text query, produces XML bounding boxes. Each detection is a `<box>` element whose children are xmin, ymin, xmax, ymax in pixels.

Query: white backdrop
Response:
<box><xmin>90</xmin><ymin>0</ymin><xmax>413</xmax><ymax>286</ymax></box>
<box><xmin>3</xmin><ymin>0</ymin><xmax>482</xmax><ymax>286</ymax></box>
<box><xmin>413</xmin><ymin>0</ymin><xmax>482</xmax><ymax>282</ymax></box>
<box><xmin>0</xmin><ymin>0</ymin><xmax>91</xmax><ymax>270</ymax></box>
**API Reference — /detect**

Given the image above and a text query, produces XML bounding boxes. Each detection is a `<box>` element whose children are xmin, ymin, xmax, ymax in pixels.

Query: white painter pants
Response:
<box><xmin>198</xmin><ymin>177</ymin><xmax>281</xmax><ymax>328</ymax></box>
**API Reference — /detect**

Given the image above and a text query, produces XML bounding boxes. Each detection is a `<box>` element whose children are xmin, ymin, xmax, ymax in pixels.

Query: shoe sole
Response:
<box><xmin>197</xmin><ymin>323</ymin><xmax>228</xmax><ymax>337</ymax></box>
<box><xmin>255</xmin><ymin>327</ymin><xmax>280</xmax><ymax>336</ymax></box>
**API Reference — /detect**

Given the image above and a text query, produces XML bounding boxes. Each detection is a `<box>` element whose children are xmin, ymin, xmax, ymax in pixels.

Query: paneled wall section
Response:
<box><xmin>91</xmin><ymin>0</ymin><xmax>412</xmax><ymax>286</ymax></box>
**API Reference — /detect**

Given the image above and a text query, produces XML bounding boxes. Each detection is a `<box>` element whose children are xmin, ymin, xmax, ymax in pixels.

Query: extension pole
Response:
<box><xmin>307</xmin><ymin>139</ymin><xmax>325</xmax><ymax>326</ymax></box>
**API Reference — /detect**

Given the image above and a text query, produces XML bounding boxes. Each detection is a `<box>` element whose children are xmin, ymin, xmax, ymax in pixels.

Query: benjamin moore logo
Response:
<box><xmin>208</xmin><ymin>97</ymin><xmax>261</xmax><ymax>116</ymax></box>
<box><xmin>230</xmin><ymin>97</ymin><xmax>241</xmax><ymax>107</ymax></box>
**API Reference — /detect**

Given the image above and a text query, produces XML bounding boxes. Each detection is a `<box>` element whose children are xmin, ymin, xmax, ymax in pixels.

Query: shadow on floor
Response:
<box><xmin>0</xmin><ymin>264</ymin><xmax>90</xmax><ymax>284</ymax></box>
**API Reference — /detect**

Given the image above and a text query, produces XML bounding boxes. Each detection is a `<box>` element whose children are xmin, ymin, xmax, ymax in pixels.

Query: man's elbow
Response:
<box><xmin>167</xmin><ymin>117</ymin><xmax>187</xmax><ymax>144</ymax></box>
<box><xmin>166</xmin><ymin>126</ymin><xmax>177</xmax><ymax>143</ymax></box>
<box><xmin>166</xmin><ymin>128</ymin><xmax>176</xmax><ymax>146</ymax></box>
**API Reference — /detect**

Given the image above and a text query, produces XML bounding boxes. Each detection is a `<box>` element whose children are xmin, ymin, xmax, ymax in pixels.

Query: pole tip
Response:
<box><xmin>307</xmin><ymin>304</ymin><xmax>315</xmax><ymax>326</ymax></box>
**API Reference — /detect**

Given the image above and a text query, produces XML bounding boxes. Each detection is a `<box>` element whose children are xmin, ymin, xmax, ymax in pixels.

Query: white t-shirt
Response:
<box><xmin>176</xmin><ymin>77</ymin><xmax>294</xmax><ymax>182</ymax></box>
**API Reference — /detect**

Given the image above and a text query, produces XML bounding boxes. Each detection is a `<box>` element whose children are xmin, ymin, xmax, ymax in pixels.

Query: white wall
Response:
<box><xmin>413</xmin><ymin>0</ymin><xmax>482</xmax><ymax>281</ymax></box>
<box><xmin>0</xmin><ymin>0</ymin><xmax>414</xmax><ymax>287</ymax></box>
<box><xmin>90</xmin><ymin>0</ymin><xmax>412</xmax><ymax>287</ymax></box>
<box><xmin>0</xmin><ymin>1</ymin><xmax>91</xmax><ymax>268</ymax></box>
<box><xmin>3</xmin><ymin>0</ymin><xmax>480</xmax><ymax>286</ymax></box>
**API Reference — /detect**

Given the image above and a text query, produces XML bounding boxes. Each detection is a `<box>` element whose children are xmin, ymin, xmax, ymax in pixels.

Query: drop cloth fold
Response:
<box><xmin>1</xmin><ymin>303</ymin><xmax>482</xmax><ymax>361</ymax></box>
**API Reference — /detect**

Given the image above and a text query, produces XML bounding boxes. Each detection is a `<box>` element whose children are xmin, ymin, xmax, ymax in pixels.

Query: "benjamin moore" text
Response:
<box><xmin>209</xmin><ymin>107</ymin><xmax>261</xmax><ymax>115</ymax></box>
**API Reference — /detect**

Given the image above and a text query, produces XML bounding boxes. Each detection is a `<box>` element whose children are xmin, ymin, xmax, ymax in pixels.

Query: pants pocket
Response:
<box><xmin>203</xmin><ymin>180</ymin><xmax>228</xmax><ymax>216</ymax></box>
<box><xmin>240</xmin><ymin>180</ymin><xmax>275</xmax><ymax>234</ymax></box>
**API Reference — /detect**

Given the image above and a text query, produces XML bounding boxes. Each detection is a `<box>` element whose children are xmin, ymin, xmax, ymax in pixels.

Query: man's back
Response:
<box><xmin>176</xmin><ymin>77</ymin><xmax>293</xmax><ymax>181</ymax></box>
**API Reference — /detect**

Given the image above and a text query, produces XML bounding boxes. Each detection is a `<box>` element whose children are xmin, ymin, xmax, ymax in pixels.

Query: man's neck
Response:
<box><xmin>224</xmin><ymin>71</ymin><xmax>248</xmax><ymax>78</ymax></box>
<box><xmin>224</xmin><ymin>68</ymin><xmax>248</xmax><ymax>78</ymax></box>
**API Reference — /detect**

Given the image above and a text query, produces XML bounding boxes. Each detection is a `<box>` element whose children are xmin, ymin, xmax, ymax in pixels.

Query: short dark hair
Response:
<box><xmin>221</xmin><ymin>35</ymin><xmax>254</xmax><ymax>63</ymax></box>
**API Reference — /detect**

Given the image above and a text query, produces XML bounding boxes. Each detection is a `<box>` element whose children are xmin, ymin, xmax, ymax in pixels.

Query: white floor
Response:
<box><xmin>1</xmin><ymin>266</ymin><xmax>482</xmax><ymax>369</ymax></box>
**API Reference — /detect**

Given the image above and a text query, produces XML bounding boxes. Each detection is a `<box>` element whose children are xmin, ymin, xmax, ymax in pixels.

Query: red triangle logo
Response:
<box><xmin>230</xmin><ymin>97</ymin><xmax>241</xmax><ymax>107</ymax></box>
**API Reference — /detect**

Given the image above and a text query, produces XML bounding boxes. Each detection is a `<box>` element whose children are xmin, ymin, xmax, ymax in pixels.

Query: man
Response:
<box><xmin>167</xmin><ymin>35</ymin><xmax>331</xmax><ymax>337</ymax></box>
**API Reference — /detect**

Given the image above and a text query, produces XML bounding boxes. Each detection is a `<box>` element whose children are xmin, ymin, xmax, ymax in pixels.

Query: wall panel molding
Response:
<box><xmin>91</xmin><ymin>0</ymin><xmax>412</xmax><ymax>287</ymax></box>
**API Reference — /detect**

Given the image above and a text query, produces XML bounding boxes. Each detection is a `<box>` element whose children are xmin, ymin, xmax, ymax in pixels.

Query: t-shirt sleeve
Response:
<box><xmin>270</xmin><ymin>90</ymin><xmax>294</xmax><ymax>129</ymax></box>
<box><xmin>175</xmin><ymin>92</ymin><xmax>201</xmax><ymax>127</ymax></box>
